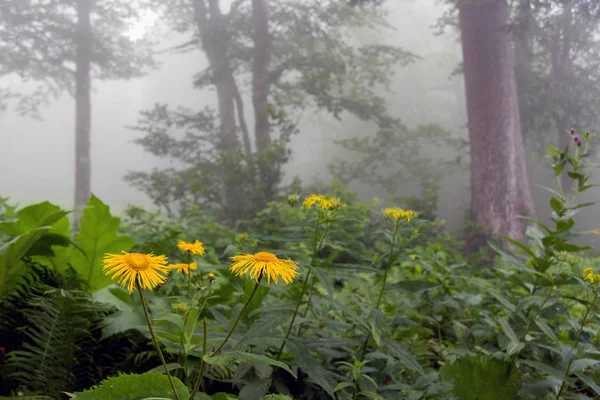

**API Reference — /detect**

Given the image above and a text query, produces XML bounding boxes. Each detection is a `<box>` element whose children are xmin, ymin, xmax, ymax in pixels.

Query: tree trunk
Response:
<box><xmin>192</xmin><ymin>0</ymin><xmax>245</xmax><ymax>221</ymax></box>
<box><xmin>550</xmin><ymin>0</ymin><xmax>575</xmax><ymax>192</ymax></box>
<box><xmin>73</xmin><ymin>0</ymin><xmax>92</xmax><ymax>228</ymax></box>
<box><xmin>458</xmin><ymin>0</ymin><xmax>536</xmax><ymax>247</ymax></box>
<box><xmin>251</xmin><ymin>0</ymin><xmax>278</xmax><ymax>201</ymax></box>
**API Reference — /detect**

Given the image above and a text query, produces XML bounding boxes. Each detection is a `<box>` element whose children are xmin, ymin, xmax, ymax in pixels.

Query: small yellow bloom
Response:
<box><xmin>583</xmin><ymin>267</ymin><xmax>600</xmax><ymax>283</ymax></box>
<box><xmin>169</xmin><ymin>262</ymin><xmax>197</xmax><ymax>275</ymax></box>
<box><xmin>102</xmin><ymin>251</ymin><xmax>170</xmax><ymax>293</ymax></box>
<box><xmin>230</xmin><ymin>251</ymin><xmax>299</xmax><ymax>285</ymax></box>
<box><xmin>177</xmin><ymin>240</ymin><xmax>205</xmax><ymax>256</ymax></box>
<box><xmin>302</xmin><ymin>194</ymin><xmax>344</xmax><ymax>210</ymax></box>
<box><xmin>383</xmin><ymin>207</ymin><xmax>416</xmax><ymax>222</ymax></box>
<box><xmin>207</xmin><ymin>272</ymin><xmax>216</xmax><ymax>281</ymax></box>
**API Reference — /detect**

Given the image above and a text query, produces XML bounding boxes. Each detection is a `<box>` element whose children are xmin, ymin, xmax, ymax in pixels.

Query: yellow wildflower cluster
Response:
<box><xmin>302</xmin><ymin>194</ymin><xmax>344</xmax><ymax>210</ymax></box>
<box><xmin>383</xmin><ymin>207</ymin><xmax>416</xmax><ymax>222</ymax></box>
<box><xmin>583</xmin><ymin>267</ymin><xmax>600</xmax><ymax>284</ymax></box>
<box><xmin>102</xmin><ymin>239</ymin><xmax>299</xmax><ymax>292</ymax></box>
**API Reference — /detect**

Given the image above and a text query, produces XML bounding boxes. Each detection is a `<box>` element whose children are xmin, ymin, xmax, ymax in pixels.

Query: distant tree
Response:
<box><xmin>0</xmin><ymin>0</ymin><xmax>155</xmax><ymax>225</ymax></box>
<box><xmin>127</xmin><ymin>0</ymin><xmax>415</xmax><ymax>222</ymax></box>
<box><xmin>456</xmin><ymin>0</ymin><xmax>536</xmax><ymax>246</ymax></box>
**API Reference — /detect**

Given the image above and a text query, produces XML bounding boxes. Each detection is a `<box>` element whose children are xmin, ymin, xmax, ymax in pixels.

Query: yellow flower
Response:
<box><xmin>230</xmin><ymin>251</ymin><xmax>299</xmax><ymax>285</ymax></box>
<box><xmin>583</xmin><ymin>267</ymin><xmax>599</xmax><ymax>283</ymax></box>
<box><xmin>169</xmin><ymin>262</ymin><xmax>198</xmax><ymax>275</ymax></box>
<box><xmin>177</xmin><ymin>240</ymin><xmax>205</xmax><ymax>256</ymax></box>
<box><xmin>102</xmin><ymin>251</ymin><xmax>170</xmax><ymax>293</ymax></box>
<box><xmin>207</xmin><ymin>272</ymin><xmax>216</xmax><ymax>281</ymax></box>
<box><xmin>383</xmin><ymin>207</ymin><xmax>416</xmax><ymax>222</ymax></box>
<box><xmin>302</xmin><ymin>194</ymin><xmax>344</xmax><ymax>210</ymax></box>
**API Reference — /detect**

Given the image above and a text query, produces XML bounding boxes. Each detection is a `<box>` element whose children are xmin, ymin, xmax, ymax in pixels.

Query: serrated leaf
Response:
<box><xmin>67</xmin><ymin>372</ymin><xmax>189</xmax><ymax>399</ymax></box>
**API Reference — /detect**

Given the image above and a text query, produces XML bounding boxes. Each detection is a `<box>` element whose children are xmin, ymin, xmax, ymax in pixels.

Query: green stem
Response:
<box><xmin>296</xmin><ymin>221</ymin><xmax>330</xmax><ymax>337</ymax></box>
<box><xmin>276</xmin><ymin>267</ymin><xmax>312</xmax><ymax>360</ymax></box>
<box><xmin>136</xmin><ymin>281</ymin><xmax>181</xmax><ymax>400</ymax></box>
<box><xmin>189</xmin><ymin>277</ymin><xmax>262</xmax><ymax>399</ymax></box>
<box><xmin>555</xmin><ymin>289</ymin><xmax>598</xmax><ymax>399</ymax></box>
<box><xmin>360</xmin><ymin>220</ymin><xmax>399</xmax><ymax>360</ymax></box>
<box><xmin>187</xmin><ymin>251</ymin><xmax>192</xmax><ymax>298</ymax></box>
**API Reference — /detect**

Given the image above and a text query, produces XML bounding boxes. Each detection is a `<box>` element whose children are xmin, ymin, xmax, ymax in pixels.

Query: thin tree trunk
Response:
<box><xmin>458</xmin><ymin>0</ymin><xmax>536</xmax><ymax>247</ymax></box>
<box><xmin>550</xmin><ymin>0</ymin><xmax>575</xmax><ymax>192</ymax></box>
<box><xmin>73</xmin><ymin>0</ymin><xmax>92</xmax><ymax>228</ymax></box>
<box><xmin>251</xmin><ymin>0</ymin><xmax>278</xmax><ymax>201</ymax></box>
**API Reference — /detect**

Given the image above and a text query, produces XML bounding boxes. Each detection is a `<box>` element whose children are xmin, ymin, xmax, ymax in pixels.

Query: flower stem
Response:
<box><xmin>189</xmin><ymin>277</ymin><xmax>262</xmax><ymax>399</ymax></box>
<box><xmin>555</xmin><ymin>288</ymin><xmax>598</xmax><ymax>399</ymax></box>
<box><xmin>187</xmin><ymin>251</ymin><xmax>192</xmax><ymax>298</ymax></box>
<box><xmin>136</xmin><ymin>281</ymin><xmax>181</xmax><ymax>400</ymax></box>
<box><xmin>360</xmin><ymin>220</ymin><xmax>399</xmax><ymax>360</ymax></box>
<box><xmin>276</xmin><ymin>267</ymin><xmax>312</xmax><ymax>361</ymax></box>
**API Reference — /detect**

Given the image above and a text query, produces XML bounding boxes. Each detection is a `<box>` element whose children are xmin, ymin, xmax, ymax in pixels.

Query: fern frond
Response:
<box><xmin>4</xmin><ymin>283</ymin><xmax>109</xmax><ymax>397</ymax></box>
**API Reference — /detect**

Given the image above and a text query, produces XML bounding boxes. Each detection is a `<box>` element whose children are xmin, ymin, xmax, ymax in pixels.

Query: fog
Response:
<box><xmin>1</xmin><ymin>0</ymin><xmax>599</xmax><ymax>242</ymax></box>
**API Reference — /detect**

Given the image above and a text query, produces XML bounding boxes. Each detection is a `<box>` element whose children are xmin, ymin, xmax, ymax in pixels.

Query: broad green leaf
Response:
<box><xmin>203</xmin><ymin>352</ymin><xmax>296</xmax><ymax>378</ymax></box>
<box><xmin>0</xmin><ymin>201</ymin><xmax>68</xmax><ymax>297</ymax></box>
<box><xmin>67</xmin><ymin>372</ymin><xmax>189</xmax><ymax>399</ymax></box>
<box><xmin>260</xmin><ymin>395</ymin><xmax>292</xmax><ymax>400</ymax></box>
<box><xmin>439</xmin><ymin>356</ymin><xmax>521</xmax><ymax>400</ymax></box>
<box><xmin>70</xmin><ymin>194</ymin><xmax>135</xmax><ymax>291</ymax></box>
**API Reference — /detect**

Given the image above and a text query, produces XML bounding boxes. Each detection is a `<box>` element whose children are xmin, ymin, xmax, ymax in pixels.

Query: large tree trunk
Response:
<box><xmin>458</xmin><ymin>0</ymin><xmax>536</xmax><ymax>246</ymax></box>
<box><xmin>251</xmin><ymin>0</ymin><xmax>278</xmax><ymax>201</ymax></box>
<box><xmin>73</xmin><ymin>0</ymin><xmax>92</xmax><ymax>228</ymax></box>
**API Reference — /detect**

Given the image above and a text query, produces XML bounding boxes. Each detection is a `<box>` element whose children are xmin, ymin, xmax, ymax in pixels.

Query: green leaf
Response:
<box><xmin>333</xmin><ymin>381</ymin><xmax>354</xmax><ymax>392</ymax></box>
<box><xmin>67</xmin><ymin>372</ymin><xmax>189</xmax><ymax>399</ymax></box>
<box><xmin>260</xmin><ymin>395</ymin><xmax>292</xmax><ymax>400</ymax></box>
<box><xmin>393</xmin><ymin>280</ymin><xmax>439</xmax><ymax>293</ymax></box>
<box><xmin>439</xmin><ymin>356</ymin><xmax>521</xmax><ymax>400</ymax></box>
<box><xmin>570</xmin><ymin>358</ymin><xmax>599</xmax><ymax>373</ymax></box>
<box><xmin>357</xmin><ymin>391</ymin><xmax>385</xmax><ymax>400</ymax></box>
<box><xmin>550</xmin><ymin>197</ymin><xmax>565</xmax><ymax>215</ymax></box>
<box><xmin>70</xmin><ymin>195</ymin><xmax>135</xmax><ymax>291</ymax></box>
<box><xmin>202</xmin><ymin>352</ymin><xmax>296</xmax><ymax>378</ymax></box>
<box><xmin>0</xmin><ymin>201</ymin><xmax>69</xmax><ymax>297</ymax></box>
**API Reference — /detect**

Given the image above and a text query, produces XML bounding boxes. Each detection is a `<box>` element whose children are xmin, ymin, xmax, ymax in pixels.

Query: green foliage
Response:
<box><xmin>68</xmin><ymin>195</ymin><xmax>135</xmax><ymax>291</ymax></box>
<box><xmin>66</xmin><ymin>372</ymin><xmax>189</xmax><ymax>400</ymax></box>
<box><xmin>0</xmin><ymin>201</ymin><xmax>70</xmax><ymax>297</ymax></box>
<box><xmin>439</xmin><ymin>356</ymin><xmax>522</xmax><ymax>400</ymax></box>
<box><xmin>3</xmin><ymin>280</ymin><xmax>111</xmax><ymax>398</ymax></box>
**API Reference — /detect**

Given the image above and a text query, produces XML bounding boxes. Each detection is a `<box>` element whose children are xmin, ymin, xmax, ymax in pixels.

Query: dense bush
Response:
<box><xmin>2</xmin><ymin>136</ymin><xmax>600</xmax><ymax>400</ymax></box>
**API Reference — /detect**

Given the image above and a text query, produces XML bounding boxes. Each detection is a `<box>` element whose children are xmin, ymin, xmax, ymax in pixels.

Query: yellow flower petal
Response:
<box><xmin>229</xmin><ymin>251</ymin><xmax>299</xmax><ymax>285</ymax></box>
<box><xmin>102</xmin><ymin>251</ymin><xmax>170</xmax><ymax>293</ymax></box>
<box><xmin>177</xmin><ymin>240</ymin><xmax>205</xmax><ymax>256</ymax></box>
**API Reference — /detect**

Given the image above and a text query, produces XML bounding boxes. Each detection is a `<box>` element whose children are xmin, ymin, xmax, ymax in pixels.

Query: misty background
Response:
<box><xmin>1</xmin><ymin>0</ymin><xmax>597</xmax><ymax>242</ymax></box>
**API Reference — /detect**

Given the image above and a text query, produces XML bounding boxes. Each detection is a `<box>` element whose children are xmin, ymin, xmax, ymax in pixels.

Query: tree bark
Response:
<box><xmin>550</xmin><ymin>0</ymin><xmax>575</xmax><ymax>192</ymax></box>
<box><xmin>458</xmin><ymin>0</ymin><xmax>536</xmax><ymax>246</ymax></box>
<box><xmin>191</xmin><ymin>0</ymin><xmax>245</xmax><ymax>221</ymax></box>
<box><xmin>73</xmin><ymin>0</ymin><xmax>92</xmax><ymax>228</ymax></box>
<box><xmin>251</xmin><ymin>0</ymin><xmax>278</xmax><ymax>200</ymax></box>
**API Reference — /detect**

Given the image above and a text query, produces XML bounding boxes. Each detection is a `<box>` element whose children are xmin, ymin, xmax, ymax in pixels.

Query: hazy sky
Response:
<box><xmin>1</xmin><ymin>0</ymin><xmax>468</xmax><ymax>220</ymax></box>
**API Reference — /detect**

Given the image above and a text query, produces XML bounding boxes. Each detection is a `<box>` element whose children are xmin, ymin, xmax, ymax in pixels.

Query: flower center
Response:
<box><xmin>254</xmin><ymin>252</ymin><xmax>277</xmax><ymax>262</ymax></box>
<box><xmin>125</xmin><ymin>253</ymin><xmax>150</xmax><ymax>271</ymax></box>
